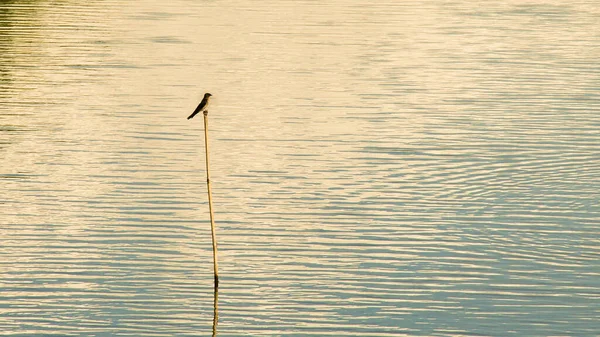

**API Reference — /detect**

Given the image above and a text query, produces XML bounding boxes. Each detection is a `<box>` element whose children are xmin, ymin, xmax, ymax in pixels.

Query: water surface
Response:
<box><xmin>1</xmin><ymin>1</ymin><xmax>599</xmax><ymax>336</ymax></box>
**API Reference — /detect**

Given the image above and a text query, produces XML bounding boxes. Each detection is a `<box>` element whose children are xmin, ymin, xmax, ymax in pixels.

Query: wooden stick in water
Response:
<box><xmin>203</xmin><ymin>110</ymin><xmax>219</xmax><ymax>287</ymax></box>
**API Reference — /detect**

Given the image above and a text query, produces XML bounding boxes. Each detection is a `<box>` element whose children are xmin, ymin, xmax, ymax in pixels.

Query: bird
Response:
<box><xmin>187</xmin><ymin>93</ymin><xmax>212</xmax><ymax>120</ymax></box>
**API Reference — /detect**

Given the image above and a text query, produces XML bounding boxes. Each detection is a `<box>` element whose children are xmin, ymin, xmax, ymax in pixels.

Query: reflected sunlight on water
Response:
<box><xmin>1</xmin><ymin>0</ymin><xmax>599</xmax><ymax>336</ymax></box>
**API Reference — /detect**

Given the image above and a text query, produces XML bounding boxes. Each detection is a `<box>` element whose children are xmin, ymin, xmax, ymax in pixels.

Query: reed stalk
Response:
<box><xmin>203</xmin><ymin>110</ymin><xmax>219</xmax><ymax>287</ymax></box>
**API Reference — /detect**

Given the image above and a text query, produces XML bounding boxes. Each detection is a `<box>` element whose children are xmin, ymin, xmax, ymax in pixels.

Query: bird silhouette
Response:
<box><xmin>187</xmin><ymin>93</ymin><xmax>212</xmax><ymax>120</ymax></box>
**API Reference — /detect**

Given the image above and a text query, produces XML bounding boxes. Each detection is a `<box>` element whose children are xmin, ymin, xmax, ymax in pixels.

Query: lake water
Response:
<box><xmin>1</xmin><ymin>1</ymin><xmax>599</xmax><ymax>336</ymax></box>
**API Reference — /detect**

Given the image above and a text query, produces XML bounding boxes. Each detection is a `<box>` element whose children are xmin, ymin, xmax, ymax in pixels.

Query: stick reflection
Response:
<box><xmin>212</xmin><ymin>283</ymin><xmax>219</xmax><ymax>337</ymax></box>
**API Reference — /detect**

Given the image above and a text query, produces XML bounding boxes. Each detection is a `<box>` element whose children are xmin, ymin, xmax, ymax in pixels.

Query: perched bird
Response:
<box><xmin>187</xmin><ymin>93</ymin><xmax>212</xmax><ymax>120</ymax></box>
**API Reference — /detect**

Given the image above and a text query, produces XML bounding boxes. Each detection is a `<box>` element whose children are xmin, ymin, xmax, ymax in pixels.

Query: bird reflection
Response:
<box><xmin>212</xmin><ymin>283</ymin><xmax>219</xmax><ymax>337</ymax></box>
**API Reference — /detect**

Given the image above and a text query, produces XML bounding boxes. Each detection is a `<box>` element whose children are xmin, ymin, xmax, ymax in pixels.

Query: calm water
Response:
<box><xmin>1</xmin><ymin>1</ymin><xmax>599</xmax><ymax>336</ymax></box>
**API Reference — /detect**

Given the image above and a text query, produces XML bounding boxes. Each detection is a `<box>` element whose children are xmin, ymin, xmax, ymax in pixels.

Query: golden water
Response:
<box><xmin>1</xmin><ymin>1</ymin><xmax>599</xmax><ymax>336</ymax></box>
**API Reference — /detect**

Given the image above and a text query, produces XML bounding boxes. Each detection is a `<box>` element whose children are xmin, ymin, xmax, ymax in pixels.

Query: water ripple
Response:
<box><xmin>2</xmin><ymin>0</ymin><xmax>599</xmax><ymax>336</ymax></box>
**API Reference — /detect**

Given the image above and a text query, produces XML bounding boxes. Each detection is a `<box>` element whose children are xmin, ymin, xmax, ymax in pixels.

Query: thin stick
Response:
<box><xmin>203</xmin><ymin>110</ymin><xmax>219</xmax><ymax>287</ymax></box>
